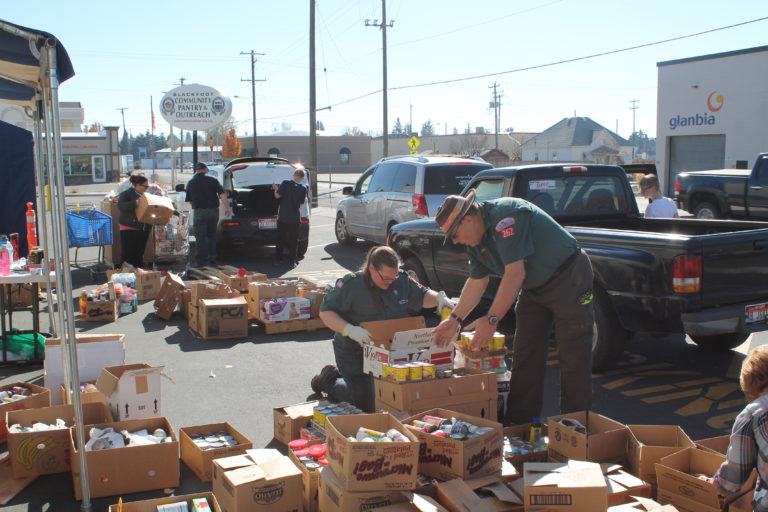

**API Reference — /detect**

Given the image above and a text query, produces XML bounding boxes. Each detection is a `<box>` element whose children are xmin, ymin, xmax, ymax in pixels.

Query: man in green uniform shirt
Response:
<box><xmin>433</xmin><ymin>190</ymin><xmax>595</xmax><ymax>425</ymax></box>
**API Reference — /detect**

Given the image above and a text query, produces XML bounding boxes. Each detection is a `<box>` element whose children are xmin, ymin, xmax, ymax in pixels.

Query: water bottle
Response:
<box><xmin>0</xmin><ymin>242</ymin><xmax>10</xmax><ymax>276</ymax></box>
<box><xmin>0</xmin><ymin>235</ymin><xmax>11</xmax><ymax>264</ymax></box>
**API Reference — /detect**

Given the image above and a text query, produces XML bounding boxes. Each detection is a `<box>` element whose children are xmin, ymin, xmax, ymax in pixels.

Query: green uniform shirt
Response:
<box><xmin>467</xmin><ymin>198</ymin><xmax>578</xmax><ymax>289</ymax></box>
<box><xmin>320</xmin><ymin>270</ymin><xmax>428</xmax><ymax>341</ymax></box>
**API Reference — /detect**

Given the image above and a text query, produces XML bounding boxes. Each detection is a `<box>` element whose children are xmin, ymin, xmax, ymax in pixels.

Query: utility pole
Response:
<box><xmin>177</xmin><ymin>77</ymin><xmax>186</xmax><ymax>170</ymax></box>
<box><xmin>629</xmin><ymin>99</ymin><xmax>639</xmax><ymax>161</ymax></box>
<box><xmin>241</xmin><ymin>50</ymin><xmax>266</xmax><ymax>156</ymax></box>
<box><xmin>365</xmin><ymin>1</ymin><xmax>394</xmax><ymax>157</ymax></box>
<box><xmin>116</xmin><ymin>107</ymin><xmax>128</xmax><ymax>135</ymax></box>
<box><xmin>489</xmin><ymin>82</ymin><xmax>502</xmax><ymax>150</ymax></box>
<box><xmin>409</xmin><ymin>103</ymin><xmax>413</xmax><ymax>136</ymax></box>
<box><xmin>309</xmin><ymin>0</ymin><xmax>318</xmax><ymax>206</ymax></box>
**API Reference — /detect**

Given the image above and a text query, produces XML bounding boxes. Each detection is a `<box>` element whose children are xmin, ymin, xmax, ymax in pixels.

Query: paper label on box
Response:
<box><xmin>363</xmin><ymin>328</ymin><xmax>453</xmax><ymax>377</ymax></box>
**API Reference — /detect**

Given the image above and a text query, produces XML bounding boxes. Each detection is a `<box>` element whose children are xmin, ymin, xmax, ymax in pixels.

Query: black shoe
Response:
<box><xmin>288</xmin><ymin>261</ymin><xmax>298</xmax><ymax>269</ymax></box>
<box><xmin>311</xmin><ymin>365</ymin><xmax>339</xmax><ymax>394</ymax></box>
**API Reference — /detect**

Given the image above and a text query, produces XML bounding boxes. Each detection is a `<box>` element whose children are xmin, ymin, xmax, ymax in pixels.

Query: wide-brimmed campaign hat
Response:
<box><xmin>435</xmin><ymin>189</ymin><xmax>476</xmax><ymax>243</ymax></box>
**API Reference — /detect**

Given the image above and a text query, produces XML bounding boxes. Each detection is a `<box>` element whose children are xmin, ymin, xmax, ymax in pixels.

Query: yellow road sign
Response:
<box><xmin>409</xmin><ymin>150</ymin><xmax>418</xmax><ymax>155</ymax></box>
<box><xmin>408</xmin><ymin>136</ymin><xmax>420</xmax><ymax>150</ymax></box>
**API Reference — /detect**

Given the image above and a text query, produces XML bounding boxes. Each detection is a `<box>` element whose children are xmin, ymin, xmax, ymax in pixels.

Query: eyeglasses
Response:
<box><xmin>375</xmin><ymin>267</ymin><xmax>398</xmax><ymax>283</ymax></box>
<box><xmin>138</xmin><ymin>183</ymin><xmax>149</xmax><ymax>188</ymax></box>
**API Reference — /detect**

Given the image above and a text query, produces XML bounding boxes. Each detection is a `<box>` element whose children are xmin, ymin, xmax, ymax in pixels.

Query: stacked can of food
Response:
<box><xmin>312</xmin><ymin>401</ymin><xmax>364</xmax><ymax>428</ymax></box>
<box><xmin>288</xmin><ymin>438</ymin><xmax>329</xmax><ymax>471</ymax></box>
<box><xmin>407</xmin><ymin>414</ymin><xmax>495</xmax><ymax>441</ymax></box>
<box><xmin>383</xmin><ymin>361</ymin><xmax>436</xmax><ymax>382</ymax></box>
<box><xmin>347</xmin><ymin>426</ymin><xmax>410</xmax><ymax>443</ymax></box>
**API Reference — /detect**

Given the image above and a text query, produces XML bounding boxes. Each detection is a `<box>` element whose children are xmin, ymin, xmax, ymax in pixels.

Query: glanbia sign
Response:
<box><xmin>668</xmin><ymin>91</ymin><xmax>724</xmax><ymax>130</ymax></box>
<box><xmin>159</xmin><ymin>84</ymin><xmax>232</xmax><ymax>131</ymax></box>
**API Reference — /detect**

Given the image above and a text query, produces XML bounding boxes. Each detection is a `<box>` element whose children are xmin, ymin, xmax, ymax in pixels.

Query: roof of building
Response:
<box><xmin>524</xmin><ymin>117</ymin><xmax>630</xmax><ymax>148</ymax></box>
<box><xmin>658</xmin><ymin>44</ymin><xmax>768</xmax><ymax>67</ymax></box>
<box><xmin>59</xmin><ymin>102</ymin><xmax>82</xmax><ymax>108</ymax></box>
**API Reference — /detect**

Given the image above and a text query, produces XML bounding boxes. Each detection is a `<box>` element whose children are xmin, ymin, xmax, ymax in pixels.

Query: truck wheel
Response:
<box><xmin>690</xmin><ymin>333</ymin><xmax>750</xmax><ymax>351</ymax></box>
<box><xmin>592</xmin><ymin>289</ymin><xmax>630</xmax><ymax>372</ymax></box>
<box><xmin>335</xmin><ymin>213</ymin><xmax>356</xmax><ymax>246</ymax></box>
<box><xmin>403</xmin><ymin>256</ymin><xmax>430</xmax><ymax>288</ymax></box>
<box><xmin>693</xmin><ymin>202</ymin><xmax>720</xmax><ymax>219</ymax></box>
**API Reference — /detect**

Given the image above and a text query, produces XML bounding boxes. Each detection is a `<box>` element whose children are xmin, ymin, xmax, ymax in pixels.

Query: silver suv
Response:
<box><xmin>335</xmin><ymin>154</ymin><xmax>492</xmax><ymax>245</ymax></box>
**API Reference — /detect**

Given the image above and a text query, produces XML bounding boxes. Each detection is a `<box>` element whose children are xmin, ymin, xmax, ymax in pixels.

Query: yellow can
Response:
<box><xmin>461</xmin><ymin>332</ymin><xmax>473</xmax><ymax>349</ymax></box>
<box><xmin>440</xmin><ymin>307</ymin><xmax>453</xmax><ymax>321</ymax></box>
<box><xmin>392</xmin><ymin>364</ymin><xmax>409</xmax><ymax>382</ymax></box>
<box><xmin>382</xmin><ymin>364</ymin><xmax>393</xmax><ymax>380</ymax></box>
<box><xmin>491</xmin><ymin>333</ymin><xmax>506</xmax><ymax>351</ymax></box>
<box><xmin>408</xmin><ymin>363</ymin><xmax>423</xmax><ymax>381</ymax></box>
<box><xmin>421</xmin><ymin>363</ymin><xmax>436</xmax><ymax>380</ymax></box>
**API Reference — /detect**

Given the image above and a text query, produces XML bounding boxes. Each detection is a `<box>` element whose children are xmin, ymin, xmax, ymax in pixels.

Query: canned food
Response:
<box><xmin>421</xmin><ymin>363</ymin><xmax>436</xmax><ymax>380</ymax></box>
<box><xmin>422</xmin><ymin>415</ymin><xmax>447</xmax><ymax>427</ymax></box>
<box><xmin>382</xmin><ymin>364</ymin><xmax>393</xmax><ymax>380</ymax></box>
<box><xmin>313</xmin><ymin>406</ymin><xmax>328</xmax><ymax>426</ymax></box>
<box><xmin>304</xmin><ymin>461</ymin><xmax>322</xmax><ymax>471</ymax></box>
<box><xmin>391</xmin><ymin>364</ymin><xmax>409</xmax><ymax>382</ymax></box>
<box><xmin>491</xmin><ymin>332</ymin><xmax>506</xmax><ymax>351</ymax></box>
<box><xmin>298</xmin><ymin>455</ymin><xmax>315</xmax><ymax>463</ymax></box>
<box><xmin>408</xmin><ymin>363</ymin><xmax>423</xmax><ymax>381</ymax></box>
<box><xmin>461</xmin><ymin>332</ymin><xmax>472</xmax><ymax>349</ymax></box>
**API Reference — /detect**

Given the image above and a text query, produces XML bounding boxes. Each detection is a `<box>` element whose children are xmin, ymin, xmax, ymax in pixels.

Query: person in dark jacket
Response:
<box><xmin>185</xmin><ymin>162</ymin><xmax>230</xmax><ymax>266</ymax></box>
<box><xmin>117</xmin><ymin>174</ymin><xmax>151</xmax><ymax>268</ymax></box>
<box><xmin>272</xmin><ymin>168</ymin><xmax>308</xmax><ymax>268</ymax></box>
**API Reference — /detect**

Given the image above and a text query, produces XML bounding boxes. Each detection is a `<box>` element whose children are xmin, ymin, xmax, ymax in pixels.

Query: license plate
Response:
<box><xmin>258</xmin><ymin>218</ymin><xmax>277</xmax><ymax>230</ymax></box>
<box><xmin>746</xmin><ymin>302</ymin><xmax>768</xmax><ymax>324</ymax></box>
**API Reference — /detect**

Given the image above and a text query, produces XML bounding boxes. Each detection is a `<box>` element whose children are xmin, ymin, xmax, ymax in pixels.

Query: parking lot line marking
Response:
<box><xmin>717</xmin><ymin>398</ymin><xmax>746</xmax><ymax>410</ymax></box>
<box><xmin>636</xmin><ymin>370</ymin><xmax>701</xmax><ymax>376</ymax></box>
<box><xmin>603</xmin><ymin>376</ymin><xmax>642</xmax><ymax>390</ymax></box>
<box><xmin>593</xmin><ymin>362</ymin><xmax>672</xmax><ymax>377</ymax></box>
<box><xmin>676</xmin><ymin>397</ymin><xmax>713</xmax><ymax>416</ymax></box>
<box><xmin>642</xmin><ymin>389</ymin><xmax>701</xmax><ymax>404</ymax></box>
<box><xmin>707</xmin><ymin>411</ymin><xmax>740</xmax><ymax>431</ymax></box>
<box><xmin>622</xmin><ymin>384</ymin><xmax>676</xmax><ymax>396</ymax></box>
<box><xmin>704</xmin><ymin>382</ymin><xmax>740</xmax><ymax>400</ymax></box>
<box><xmin>675</xmin><ymin>377</ymin><xmax>723</xmax><ymax>387</ymax></box>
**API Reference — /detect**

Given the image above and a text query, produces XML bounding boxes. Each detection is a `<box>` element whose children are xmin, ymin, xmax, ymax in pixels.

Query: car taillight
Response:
<box><xmin>563</xmin><ymin>165</ymin><xmax>587</xmax><ymax>172</ymax></box>
<box><xmin>229</xmin><ymin>164</ymin><xmax>248</xmax><ymax>171</ymax></box>
<box><xmin>675</xmin><ymin>178</ymin><xmax>681</xmax><ymax>195</ymax></box>
<box><xmin>673</xmin><ymin>254</ymin><xmax>701</xmax><ymax>293</ymax></box>
<box><xmin>300</xmin><ymin>218</ymin><xmax>309</xmax><ymax>224</ymax></box>
<box><xmin>222</xmin><ymin>222</ymin><xmax>240</xmax><ymax>227</ymax></box>
<box><xmin>412</xmin><ymin>194</ymin><xmax>428</xmax><ymax>216</ymax></box>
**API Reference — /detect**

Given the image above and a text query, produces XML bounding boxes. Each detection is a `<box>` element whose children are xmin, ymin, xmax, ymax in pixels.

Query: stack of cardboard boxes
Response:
<box><xmin>185</xmin><ymin>281</ymin><xmax>248</xmax><ymax>340</ymax></box>
<box><xmin>248</xmin><ymin>278</ymin><xmax>327</xmax><ymax>333</ymax></box>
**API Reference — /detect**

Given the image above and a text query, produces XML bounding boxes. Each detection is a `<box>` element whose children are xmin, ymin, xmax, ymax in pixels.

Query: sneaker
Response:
<box><xmin>311</xmin><ymin>365</ymin><xmax>339</xmax><ymax>394</ymax></box>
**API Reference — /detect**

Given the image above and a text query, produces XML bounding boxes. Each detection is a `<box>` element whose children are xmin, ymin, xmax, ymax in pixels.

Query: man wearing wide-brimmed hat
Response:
<box><xmin>432</xmin><ymin>189</ymin><xmax>595</xmax><ymax>425</ymax></box>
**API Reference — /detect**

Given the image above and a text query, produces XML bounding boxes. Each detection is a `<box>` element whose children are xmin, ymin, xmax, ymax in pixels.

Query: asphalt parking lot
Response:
<box><xmin>0</xmin><ymin>183</ymin><xmax>764</xmax><ymax>510</ymax></box>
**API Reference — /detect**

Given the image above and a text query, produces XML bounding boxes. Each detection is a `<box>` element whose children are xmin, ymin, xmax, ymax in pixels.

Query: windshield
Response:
<box><xmin>522</xmin><ymin>175</ymin><xmax>628</xmax><ymax>216</ymax></box>
<box><xmin>423</xmin><ymin>164</ymin><xmax>491</xmax><ymax>195</ymax></box>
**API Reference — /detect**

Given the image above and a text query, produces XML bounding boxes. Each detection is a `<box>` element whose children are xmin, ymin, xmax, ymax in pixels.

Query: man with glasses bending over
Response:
<box><xmin>432</xmin><ymin>190</ymin><xmax>595</xmax><ymax>425</ymax></box>
<box><xmin>185</xmin><ymin>162</ymin><xmax>231</xmax><ymax>267</ymax></box>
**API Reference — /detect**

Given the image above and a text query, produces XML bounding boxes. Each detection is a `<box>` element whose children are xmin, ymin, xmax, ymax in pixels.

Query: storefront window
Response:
<box><xmin>339</xmin><ymin>147</ymin><xmax>351</xmax><ymax>165</ymax></box>
<box><xmin>67</xmin><ymin>155</ymin><xmax>92</xmax><ymax>175</ymax></box>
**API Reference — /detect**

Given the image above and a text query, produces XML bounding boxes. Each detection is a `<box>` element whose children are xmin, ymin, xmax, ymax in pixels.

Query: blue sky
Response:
<box><xmin>4</xmin><ymin>1</ymin><xmax>767</xmax><ymax>139</ymax></box>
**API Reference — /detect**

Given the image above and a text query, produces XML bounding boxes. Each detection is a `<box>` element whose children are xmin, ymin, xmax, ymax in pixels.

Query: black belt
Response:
<box><xmin>529</xmin><ymin>247</ymin><xmax>581</xmax><ymax>292</ymax></box>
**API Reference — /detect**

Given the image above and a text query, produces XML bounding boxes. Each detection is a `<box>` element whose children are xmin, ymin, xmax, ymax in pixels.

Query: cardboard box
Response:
<box><xmin>325</xmin><ymin>412</ymin><xmax>420</xmax><ymax>492</ymax></box>
<box><xmin>212</xmin><ymin>451</ymin><xmax>303</xmax><ymax>512</ymax></box>
<box><xmin>318</xmin><ymin>466</ymin><xmax>411</xmax><ymax>512</ymax></box>
<box><xmin>180</xmin><ymin>422</ymin><xmax>253</xmax><ymax>482</ymax></box>
<box><xmin>288</xmin><ymin>447</ymin><xmax>321</xmax><ymax>512</ymax></box>
<box><xmin>608</xmin><ymin>496</ymin><xmax>681</xmax><ymax>511</ymax></box>
<box><xmin>654</xmin><ymin>448</ymin><xmax>725</xmax><ymax>512</ymax></box>
<box><xmin>374</xmin><ymin>493</ymin><xmax>449</xmax><ymax>512</ymax></box>
<box><xmin>273</xmin><ymin>400</ymin><xmax>319</xmax><ymax>445</ymax></box>
<box><xmin>108</xmin><ymin>492</ymin><xmax>221</xmax><ymax>512</ymax></box>
<box><xmin>0</xmin><ymin>382</ymin><xmax>51</xmax><ymax>442</ymax></box>
<box><xmin>524</xmin><ymin>461</ymin><xmax>608</xmax><ymax>512</ymax></box>
<box><xmin>248</xmin><ymin>280</ymin><xmax>299</xmax><ymax>309</ymax></box>
<box><xmin>694</xmin><ymin>435</ymin><xmax>729</xmax><ymax>456</ymax></box>
<box><xmin>260</xmin><ymin>296</ymin><xmax>312</xmax><ymax>322</ymax></box>
<box><xmin>101</xmin><ymin>196</ymin><xmax>121</xmax><ymax>267</ymax></box>
<box><xmin>547</xmin><ymin>411</ymin><xmax>628</xmax><ymax>465</ymax></box>
<box><xmin>82</xmin><ymin>294</ymin><xmax>118</xmax><ymax>322</ymax></box>
<box><xmin>190</xmin><ymin>281</ymin><xmax>240</xmax><ymax>305</ymax></box>
<box><xmin>375</xmin><ymin>369</ymin><xmax>497</xmax><ymax>420</ymax></box>
<box><xmin>59</xmin><ymin>380</ymin><xmax>107</xmax><ymax>406</ymax></box>
<box><xmin>503</xmin><ymin>423</ymin><xmax>549</xmax><ymax>471</ymax></box>
<box><xmin>602</xmin><ymin>463</ymin><xmax>652</xmax><ymax>506</ymax></box>
<box><xmin>627</xmin><ymin>425</ymin><xmax>695</xmax><ymax>487</ymax></box>
<box><xmin>154</xmin><ymin>272</ymin><xmax>186</xmax><ymax>320</ymax></box>
<box><xmin>436</xmin><ymin>473</ymin><xmax>524</xmax><ymax>512</ymax></box>
<box><xmin>7</xmin><ymin>402</ymin><xmax>112</xmax><ymax>478</ymax></box>
<box><xmin>70</xmin><ymin>416</ymin><xmax>179</xmax><ymax>500</ymax></box>
<box><xmin>187</xmin><ymin>304</ymin><xmax>200</xmax><ymax>334</ymax></box>
<box><xmin>6</xmin><ymin>283</ymin><xmax>34</xmax><ymax>307</ymax></box>
<box><xmin>198</xmin><ymin>296</ymin><xmax>248</xmax><ymax>339</ymax></box>
<box><xmin>298</xmin><ymin>288</ymin><xmax>326</xmax><ymax>318</ymax></box>
<box><xmin>215</xmin><ymin>268</ymin><xmax>267</xmax><ymax>293</ymax></box>
<box><xmin>44</xmin><ymin>333</ymin><xmax>125</xmax><ymax>405</ymax></box>
<box><xmin>96</xmin><ymin>363</ymin><xmax>164</xmax><ymax>421</ymax></box>
<box><xmin>136</xmin><ymin>193</ymin><xmax>175</xmax><ymax>225</ymax></box>
<box><xmin>403</xmin><ymin>408</ymin><xmax>503</xmax><ymax>481</ymax></box>
<box><xmin>361</xmin><ymin>317</ymin><xmax>454</xmax><ymax>378</ymax></box>
<box><xmin>135</xmin><ymin>271</ymin><xmax>163</xmax><ymax>301</ymax></box>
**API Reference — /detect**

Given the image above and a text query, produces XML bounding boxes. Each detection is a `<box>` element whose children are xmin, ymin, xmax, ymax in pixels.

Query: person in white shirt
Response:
<box><xmin>640</xmin><ymin>174</ymin><xmax>679</xmax><ymax>218</ymax></box>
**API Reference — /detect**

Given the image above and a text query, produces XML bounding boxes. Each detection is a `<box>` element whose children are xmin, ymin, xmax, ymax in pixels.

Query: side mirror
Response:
<box><xmin>175</xmin><ymin>184</ymin><xmax>185</xmax><ymax>192</ymax></box>
<box><xmin>342</xmin><ymin>186</ymin><xmax>353</xmax><ymax>196</ymax></box>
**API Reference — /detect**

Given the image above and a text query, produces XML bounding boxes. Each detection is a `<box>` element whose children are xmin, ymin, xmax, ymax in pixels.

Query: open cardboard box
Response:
<box><xmin>60</xmin><ymin>380</ymin><xmax>107</xmax><ymax>407</ymax></box>
<box><xmin>547</xmin><ymin>411</ymin><xmax>628</xmax><ymax>465</ymax></box>
<box><xmin>436</xmin><ymin>473</ymin><xmax>524</xmax><ymax>512</ymax></box>
<box><xmin>361</xmin><ymin>317</ymin><xmax>454</xmax><ymax>378</ymax></box>
<box><xmin>273</xmin><ymin>400</ymin><xmax>319</xmax><ymax>445</ymax></box>
<box><xmin>212</xmin><ymin>449</ymin><xmax>303</xmax><ymax>512</ymax></box>
<box><xmin>318</xmin><ymin>465</ymin><xmax>411</xmax><ymax>512</ymax></box>
<box><xmin>403</xmin><ymin>408</ymin><xmax>503</xmax><ymax>481</ymax></box>
<box><xmin>136</xmin><ymin>193</ymin><xmax>175</xmax><ymax>225</ymax></box>
<box><xmin>654</xmin><ymin>448</ymin><xmax>725</xmax><ymax>512</ymax></box>
<box><xmin>608</xmin><ymin>496</ymin><xmax>681</xmax><ymax>511</ymax></box>
<box><xmin>108</xmin><ymin>492</ymin><xmax>221</xmax><ymax>512</ymax></box>
<box><xmin>70</xmin><ymin>416</ymin><xmax>180</xmax><ymax>500</ymax></box>
<box><xmin>0</xmin><ymin>382</ymin><xmax>51</xmax><ymax>443</ymax></box>
<box><xmin>96</xmin><ymin>363</ymin><xmax>164</xmax><ymax>421</ymax></box>
<box><xmin>523</xmin><ymin>461</ymin><xmax>608</xmax><ymax>512</ymax></box>
<box><xmin>693</xmin><ymin>435</ymin><xmax>729</xmax><ymax>456</ymax></box>
<box><xmin>154</xmin><ymin>273</ymin><xmax>186</xmax><ymax>320</ymax></box>
<box><xmin>503</xmin><ymin>423</ymin><xmax>549</xmax><ymax>472</ymax></box>
<box><xmin>180</xmin><ymin>422</ymin><xmax>253</xmax><ymax>482</ymax></box>
<box><xmin>325</xmin><ymin>412</ymin><xmax>420</xmax><ymax>492</ymax></box>
<box><xmin>7</xmin><ymin>402</ymin><xmax>112</xmax><ymax>478</ymax></box>
<box><xmin>370</xmin><ymin>491</ymin><xmax>449</xmax><ymax>512</ymax></box>
<box><xmin>626</xmin><ymin>425</ymin><xmax>694</xmax><ymax>487</ymax></box>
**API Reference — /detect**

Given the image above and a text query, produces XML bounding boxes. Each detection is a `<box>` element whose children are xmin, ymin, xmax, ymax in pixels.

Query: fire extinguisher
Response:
<box><xmin>25</xmin><ymin>202</ymin><xmax>38</xmax><ymax>249</ymax></box>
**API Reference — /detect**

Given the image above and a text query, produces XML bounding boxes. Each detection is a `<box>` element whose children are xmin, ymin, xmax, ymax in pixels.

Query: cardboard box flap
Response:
<box><xmin>631</xmin><ymin>496</ymin><xmax>681</xmax><ymax>511</ymax></box>
<box><xmin>95</xmin><ymin>363</ymin><xmax>160</xmax><ymax>396</ymax></box>
<box><xmin>215</xmin><ymin>454</ymin><xmax>255</xmax><ymax>470</ymax></box>
<box><xmin>45</xmin><ymin>333</ymin><xmax>125</xmax><ymax>346</ymax></box>
<box><xmin>376</xmin><ymin>492</ymin><xmax>450</xmax><ymax>512</ymax></box>
<box><xmin>526</xmin><ymin>461</ymin><xmax>606</xmax><ymax>488</ymax></box>
<box><xmin>601</xmin><ymin>463</ymin><xmax>625</xmax><ymax>474</ymax></box>
<box><xmin>225</xmin><ymin>465</ymin><xmax>268</xmax><ymax>486</ymax></box>
<box><xmin>200</xmin><ymin>296</ymin><xmax>247</xmax><ymax>307</ymax></box>
<box><xmin>607</xmin><ymin>470</ymin><xmax>646</xmax><ymax>490</ymax></box>
<box><xmin>245</xmin><ymin>448</ymin><xmax>283</xmax><ymax>465</ymax></box>
<box><xmin>258</xmin><ymin>455</ymin><xmax>302</xmax><ymax>479</ymax></box>
<box><xmin>479</xmin><ymin>481</ymin><xmax>523</xmax><ymax>505</ymax></box>
<box><xmin>281</xmin><ymin>401</ymin><xmax>316</xmax><ymax>420</ymax></box>
<box><xmin>361</xmin><ymin>316</ymin><xmax>426</xmax><ymax>345</ymax></box>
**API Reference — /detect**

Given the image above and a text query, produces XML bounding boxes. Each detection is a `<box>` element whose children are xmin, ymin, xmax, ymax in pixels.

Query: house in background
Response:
<box><xmin>521</xmin><ymin>117</ymin><xmax>633</xmax><ymax>165</ymax></box>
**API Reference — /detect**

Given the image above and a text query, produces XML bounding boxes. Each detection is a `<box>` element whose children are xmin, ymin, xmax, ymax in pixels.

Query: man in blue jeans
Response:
<box><xmin>185</xmin><ymin>162</ymin><xmax>231</xmax><ymax>266</ymax></box>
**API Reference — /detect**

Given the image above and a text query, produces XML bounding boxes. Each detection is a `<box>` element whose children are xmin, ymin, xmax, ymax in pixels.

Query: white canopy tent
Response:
<box><xmin>0</xmin><ymin>19</ymin><xmax>94</xmax><ymax>510</ymax></box>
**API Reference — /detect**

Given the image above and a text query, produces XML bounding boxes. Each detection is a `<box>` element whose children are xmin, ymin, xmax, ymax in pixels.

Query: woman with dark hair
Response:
<box><xmin>117</xmin><ymin>174</ymin><xmax>151</xmax><ymax>268</ymax></box>
<box><xmin>312</xmin><ymin>246</ymin><xmax>455</xmax><ymax>411</ymax></box>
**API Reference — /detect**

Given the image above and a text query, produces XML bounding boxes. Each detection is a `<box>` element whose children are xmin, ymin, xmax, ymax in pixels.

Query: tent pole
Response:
<box><xmin>32</xmin><ymin>104</ymin><xmax>57</xmax><ymax>336</ymax></box>
<box><xmin>43</xmin><ymin>41</ymin><xmax>92</xmax><ymax>512</ymax></box>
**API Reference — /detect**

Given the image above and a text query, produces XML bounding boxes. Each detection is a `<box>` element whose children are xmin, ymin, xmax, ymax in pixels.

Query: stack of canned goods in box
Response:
<box><xmin>288</xmin><ymin>439</ymin><xmax>328</xmax><ymax>471</ymax></box>
<box><xmin>382</xmin><ymin>361</ymin><xmax>437</xmax><ymax>382</ymax></box>
<box><xmin>312</xmin><ymin>401</ymin><xmax>364</xmax><ymax>430</ymax></box>
<box><xmin>503</xmin><ymin>419</ymin><xmax>548</xmax><ymax>457</ymax></box>
<box><xmin>349</xmin><ymin>426</ymin><xmax>410</xmax><ymax>443</ymax></box>
<box><xmin>460</xmin><ymin>331</ymin><xmax>506</xmax><ymax>351</ymax></box>
<box><xmin>408</xmin><ymin>414</ymin><xmax>495</xmax><ymax>440</ymax></box>
<box><xmin>0</xmin><ymin>385</ymin><xmax>34</xmax><ymax>403</ymax></box>
<box><xmin>458</xmin><ymin>331</ymin><xmax>508</xmax><ymax>374</ymax></box>
<box><xmin>188</xmin><ymin>431</ymin><xmax>240</xmax><ymax>451</ymax></box>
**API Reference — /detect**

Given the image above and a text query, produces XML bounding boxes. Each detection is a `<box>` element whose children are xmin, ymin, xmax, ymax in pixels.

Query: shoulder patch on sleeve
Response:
<box><xmin>495</xmin><ymin>217</ymin><xmax>515</xmax><ymax>232</ymax></box>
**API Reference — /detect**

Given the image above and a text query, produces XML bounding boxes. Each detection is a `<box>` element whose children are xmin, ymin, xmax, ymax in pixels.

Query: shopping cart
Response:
<box><xmin>149</xmin><ymin>212</ymin><xmax>190</xmax><ymax>274</ymax></box>
<box><xmin>65</xmin><ymin>203</ymin><xmax>113</xmax><ymax>278</ymax></box>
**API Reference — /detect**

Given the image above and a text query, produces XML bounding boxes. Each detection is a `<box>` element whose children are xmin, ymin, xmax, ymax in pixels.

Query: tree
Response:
<box><xmin>88</xmin><ymin>122</ymin><xmax>103</xmax><ymax>133</ymax></box>
<box><xmin>421</xmin><ymin>119</ymin><xmax>435</xmax><ymax>136</ymax></box>
<box><xmin>392</xmin><ymin>117</ymin><xmax>404</xmax><ymax>135</ymax></box>
<box><xmin>341</xmin><ymin>126</ymin><xmax>367</xmax><ymax>136</ymax></box>
<box><xmin>449</xmin><ymin>134</ymin><xmax>487</xmax><ymax>156</ymax></box>
<box><xmin>119</xmin><ymin>131</ymin><xmax>130</xmax><ymax>155</ymax></box>
<box><xmin>205</xmin><ymin>117</ymin><xmax>237</xmax><ymax>151</ymax></box>
<box><xmin>404</xmin><ymin>123</ymin><xmax>412</xmax><ymax>136</ymax></box>
<box><xmin>222</xmin><ymin>129</ymin><xmax>242</xmax><ymax>158</ymax></box>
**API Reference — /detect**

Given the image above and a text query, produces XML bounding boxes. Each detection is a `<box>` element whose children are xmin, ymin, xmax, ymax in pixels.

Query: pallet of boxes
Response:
<box><xmin>184</xmin><ymin>280</ymin><xmax>250</xmax><ymax>340</ymax></box>
<box><xmin>248</xmin><ymin>277</ymin><xmax>327</xmax><ymax>334</ymax></box>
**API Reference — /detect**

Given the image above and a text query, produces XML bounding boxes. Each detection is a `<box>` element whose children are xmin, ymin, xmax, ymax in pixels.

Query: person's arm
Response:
<box><xmin>466</xmin><ymin>260</ymin><xmax>525</xmax><ymax>350</ymax></box>
<box><xmin>433</xmin><ymin>276</ymin><xmax>489</xmax><ymax>347</ymax></box>
<box><xmin>117</xmin><ymin>190</ymin><xmax>138</xmax><ymax>213</ymax></box>
<box><xmin>319</xmin><ymin>310</ymin><xmax>372</xmax><ymax>344</ymax></box>
<box><xmin>219</xmin><ymin>192</ymin><xmax>231</xmax><ymax>216</ymax></box>
<box><xmin>273</xmin><ymin>181</ymin><xmax>285</xmax><ymax>199</ymax></box>
<box><xmin>713</xmin><ymin>410</ymin><xmax>758</xmax><ymax>496</ymax></box>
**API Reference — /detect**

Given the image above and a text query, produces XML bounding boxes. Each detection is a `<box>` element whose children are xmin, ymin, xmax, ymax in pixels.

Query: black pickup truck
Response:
<box><xmin>675</xmin><ymin>153</ymin><xmax>768</xmax><ymax>219</ymax></box>
<box><xmin>387</xmin><ymin>163</ymin><xmax>768</xmax><ymax>370</ymax></box>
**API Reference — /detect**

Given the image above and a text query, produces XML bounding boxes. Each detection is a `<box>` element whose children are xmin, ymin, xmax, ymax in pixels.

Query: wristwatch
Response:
<box><xmin>485</xmin><ymin>314</ymin><xmax>499</xmax><ymax>326</ymax></box>
<box><xmin>450</xmin><ymin>312</ymin><xmax>463</xmax><ymax>324</ymax></box>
